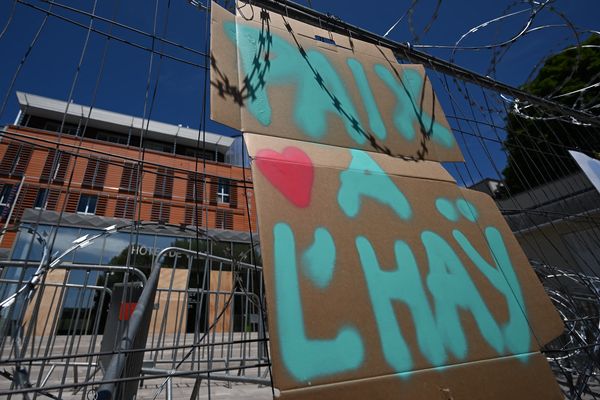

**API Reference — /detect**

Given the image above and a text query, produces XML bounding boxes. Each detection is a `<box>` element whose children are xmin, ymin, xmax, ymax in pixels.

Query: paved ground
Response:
<box><xmin>137</xmin><ymin>381</ymin><xmax>274</xmax><ymax>400</ymax></box>
<box><xmin>0</xmin><ymin>333</ymin><xmax>274</xmax><ymax>399</ymax></box>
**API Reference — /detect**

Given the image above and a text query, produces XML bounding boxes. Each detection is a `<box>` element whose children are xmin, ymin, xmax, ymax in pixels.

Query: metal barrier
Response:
<box><xmin>0</xmin><ymin>244</ymin><xmax>268</xmax><ymax>399</ymax></box>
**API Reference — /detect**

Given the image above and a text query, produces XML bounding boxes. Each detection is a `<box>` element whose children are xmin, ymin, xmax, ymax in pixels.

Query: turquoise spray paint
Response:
<box><xmin>301</xmin><ymin>227</ymin><xmax>336</xmax><ymax>289</ymax></box>
<box><xmin>225</xmin><ymin>22</ymin><xmax>366</xmax><ymax>143</ymax></box>
<box><xmin>347</xmin><ymin>58</ymin><xmax>387</xmax><ymax>140</ymax></box>
<box><xmin>338</xmin><ymin>149</ymin><xmax>412</xmax><ymax>219</ymax></box>
<box><xmin>273</xmin><ymin>223</ymin><xmax>364</xmax><ymax>382</ymax></box>
<box><xmin>454</xmin><ymin>227</ymin><xmax>531</xmax><ymax>355</ymax></box>
<box><xmin>356</xmin><ymin>236</ymin><xmax>446</xmax><ymax>371</ymax></box>
<box><xmin>224</xmin><ymin>22</ymin><xmax>458</xmax><ymax>151</ymax></box>
<box><xmin>422</xmin><ymin>230</ymin><xmax>505</xmax><ymax>358</ymax></box>
<box><xmin>374</xmin><ymin>65</ymin><xmax>455</xmax><ymax>148</ymax></box>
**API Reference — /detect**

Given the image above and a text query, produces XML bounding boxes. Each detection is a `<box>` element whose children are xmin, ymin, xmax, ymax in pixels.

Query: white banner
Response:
<box><xmin>569</xmin><ymin>150</ymin><xmax>600</xmax><ymax>194</ymax></box>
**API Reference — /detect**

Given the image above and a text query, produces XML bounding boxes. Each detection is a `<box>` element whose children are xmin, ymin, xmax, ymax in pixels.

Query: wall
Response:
<box><xmin>0</xmin><ymin>126</ymin><xmax>258</xmax><ymax>251</ymax></box>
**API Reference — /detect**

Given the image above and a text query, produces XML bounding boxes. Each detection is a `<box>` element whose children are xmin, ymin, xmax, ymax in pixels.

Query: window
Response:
<box><xmin>43</xmin><ymin>121</ymin><xmax>79</xmax><ymax>135</ymax></box>
<box><xmin>184</xmin><ymin>206</ymin><xmax>203</xmax><ymax>226</ymax></box>
<box><xmin>0</xmin><ymin>185</ymin><xmax>14</xmax><ymax>206</ymax></box>
<box><xmin>34</xmin><ymin>188</ymin><xmax>49</xmax><ymax>209</ymax></box>
<box><xmin>115</xmin><ymin>197</ymin><xmax>136</xmax><ymax>220</ymax></box>
<box><xmin>0</xmin><ymin>184</ymin><xmax>14</xmax><ymax>218</ymax></box>
<box><xmin>146</xmin><ymin>140</ymin><xmax>173</xmax><ymax>154</ymax></box>
<box><xmin>182</xmin><ymin>147</ymin><xmax>215</xmax><ymax>160</ymax></box>
<box><xmin>82</xmin><ymin>157</ymin><xmax>108</xmax><ymax>190</ymax></box>
<box><xmin>215</xmin><ymin>209</ymin><xmax>233</xmax><ymax>230</ymax></box>
<box><xmin>119</xmin><ymin>162</ymin><xmax>139</xmax><ymax>193</ymax></box>
<box><xmin>154</xmin><ymin>167</ymin><xmax>174</xmax><ymax>199</ymax></box>
<box><xmin>151</xmin><ymin>201</ymin><xmax>171</xmax><ymax>223</ymax></box>
<box><xmin>96</xmin><ymin>132</ymin><xmax>128</xmax><ymax>145</ymax></box>
<box><xmin>40</xmin><ymin>149</ymin><xmax>70</xmax><ymax>184</ymax></box>
<box><xmin>186</xmin><ymin>172</ymin><xmax>205</xmax><ymax>202</ymax></box>
<box><xmin>77</xmin><ymin>194</ymin><xmax>98</xmax><ymax>215</ymax></box>
<box><xmin>0</xmin><ymin>142</ymin><xmax>33</xmax><ymax>177</ymax></box>
<box><xmin>217</xmin><ymin>178</ymin><xmax>230</xmax><ymax>203</ymax></box>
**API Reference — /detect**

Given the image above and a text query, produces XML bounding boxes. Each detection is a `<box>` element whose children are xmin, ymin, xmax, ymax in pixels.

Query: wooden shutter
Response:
<box><xmin>224</xmin><ymin>210</ymin><xmax>233</xmax><ymax>230</ymax></box>
<box><xmin>162</xmin><ymin>203</ymin><xmax>171</xmax><ymax>222</ymax></box>
<box><xmin>54</xmin><ymin>152</ymin><xmax>71</xmax><ymax>184</ymax></box>
<box><xmin>46</xmin><ymin>189</ymin><xmax>60</xmax><ymax>210</ymax></box>
<box><xmin>40</xmin><ymin>150</ymin><xmax>71</xmax><ymax>184</ymax></box>
<box><xmin>13</xmin><ymin>186</ymin><xmax>37</xmax><ymax>220</ymax></box>
<box><xmin>115</xmin><ymin>197</ymin><xmax>136</xmax><ymax>219</ymax></box>
<box><xmin>229</xmin><ymin>180</ymin><xmax>238</xmax><ymax>208</ymax></box>
<box><xmin>96</xmin><ymin>196</ymin><xmax>108</xmax><ymax>216</ymax></box>
<box><xmin>151</xmin><ymin>201</ymin><xmax>171</xmax><ymax>223</ymax></box>
<box><xmin>65</xmin><ymin>192</ymin><xmax>80</xmax><ymax>213</ymax></box>
<box><xmin>184</xmin><ymin>206</ymin><xmax>203</xmax><ymax>226</ymax></box>
<box><xmin>39</xmin><ymin>149</ymin><xmax>56</xmax><ymax>182</ymax></box>
<box><xmin>82</xmin><ymin>158</ymin><xmax>108</xmax><ymax>190</ymax></box>
<box><xmin>0</xmin><ymin>142</ymin><xmax>32</xmax><ymax>177</ymax></box>
<box><xmin>119</xmin><ymin>162</ymin><xmax>139</xmax><ymax>193</ymax></box>
<box><xmin>186</xmin><ymin>172</ymin><xmax>205</xmax><ymax>203</ymax></box>
<box><xmin>82</xmin><ymin>158</ymin><xmax>97</xmax><ymax>188</ymax></box>
<box><xmin>154</xmin><ymin>167</ymin><xmax>174</xmax><ymax>199</ymax></box>
<box><xmin>96</xmin><ymin>160</ymin><xmax>109</xmax><ymax>189</ymax></box>
<box><xmin>216</xmin><ymin>209</ymin><xmax>233</xmax><ymax>230</ymax></box>
<box><xmin>0</xmin><ymin>143</ymin><xmax>20</xmax><ymax>176</ymax></box>
<box><xmin>12</xmin><ymin>145</ymin><xmax>32</xmax><ymax>177</ymax></box>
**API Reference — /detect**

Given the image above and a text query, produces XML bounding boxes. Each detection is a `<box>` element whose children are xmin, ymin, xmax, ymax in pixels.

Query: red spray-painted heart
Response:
<box><xmin>255</xmin><ymin>147</ymin><xmax>314</xmax><ymax>208</ymax></box>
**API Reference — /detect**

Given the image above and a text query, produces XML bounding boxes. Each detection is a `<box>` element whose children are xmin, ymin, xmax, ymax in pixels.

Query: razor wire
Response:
<box><xmin>0</xmin><ymin>0</ymin><xmax>597</xmax><ymax>398</ymax></box>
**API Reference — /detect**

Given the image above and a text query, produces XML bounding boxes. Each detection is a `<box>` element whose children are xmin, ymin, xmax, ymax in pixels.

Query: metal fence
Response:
<box><xmin>0</xmin><ymin>229</ymin><xmax>270</xmax><ymax>399</ymax></box>
<box><xmin>0</xmin><ymin>0</ymin><xmax>599</xmax><ymax>399</ymax></box>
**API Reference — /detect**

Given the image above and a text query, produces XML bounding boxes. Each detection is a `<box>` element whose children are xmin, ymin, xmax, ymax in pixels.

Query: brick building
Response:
<box><xmin>0</xmin><ymin>92</ymin><xmax>260</xmax><ymax>335</ymax></box>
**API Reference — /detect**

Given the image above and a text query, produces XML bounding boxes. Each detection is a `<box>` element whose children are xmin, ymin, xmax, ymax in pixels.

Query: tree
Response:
<box><xmin>502</xmin><ymin>35</ymin><xmax>600</xmax><ymax>193</ymax></box>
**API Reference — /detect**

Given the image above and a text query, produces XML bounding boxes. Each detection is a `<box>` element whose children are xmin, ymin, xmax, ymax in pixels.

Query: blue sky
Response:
<box><xmin>0</xmin><ymin>0</ymin><xmax>596</xmax><ymax>183</ymax></box>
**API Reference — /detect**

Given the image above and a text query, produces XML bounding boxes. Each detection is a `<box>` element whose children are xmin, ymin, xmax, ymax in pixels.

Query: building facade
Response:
<box><xmin>0</xmin><ymin>92</ymin><xmax>260</xmax><ymax>336</ymax></box>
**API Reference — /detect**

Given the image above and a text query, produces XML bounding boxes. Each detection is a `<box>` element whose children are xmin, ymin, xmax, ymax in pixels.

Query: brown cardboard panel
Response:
<box><xmin>235</xmin><ymin>1</ymin><xmax>395</xmax><ymax>60</ymax></box>
<box><xmin>244</xmin><ymin>133</ymin><xmax>456</xmax><ymax>184</ymax></box>
<box><xmin>278</xmin><ymin>352</ymin><xmax>562</xmax><ymax>400</ymax></box>
<box><xmin>457</xmin><ymin>188</ymin><xmax>564</xmax><ymax>346</ymax></box>
<box><xmin>210</xmin><ymin>2</ymin><xmax>463</xmax><ymax>162</ymax></box>
<box><xmin>210</xmin><ymin>2</ymin><xmax>242</xmax><ymax>130</ymax></box>
<box><xmin>244</xmin><ymin>133</ymin><xmax>562</xmax><ymax>396</ymax></box>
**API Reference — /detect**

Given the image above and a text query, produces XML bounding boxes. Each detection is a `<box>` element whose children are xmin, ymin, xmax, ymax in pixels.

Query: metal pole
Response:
<box><xmin>96</xmin><ymin>246</ymin><xmax>260</xmax><ymax>399</ymax></box>
<box><xmin>165</xmin><ymin>376</ymin><xmax>172</xmax><ymax>400</ymax></box>
<box><xmin>13</xmin><ymin>109</ymin><xmax>22</xmax><ymax>126</ymax></box>
<box><xmin>96</xmin><ymin>248</ymin><xmax>167</xmax><ymax>399</ymax></box>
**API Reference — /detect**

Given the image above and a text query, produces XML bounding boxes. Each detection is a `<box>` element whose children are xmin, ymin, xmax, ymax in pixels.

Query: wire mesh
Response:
<box><xmin>0</xmin><ymin>0</ymin><xmax>598</xmax><ymax>399</ymax></box>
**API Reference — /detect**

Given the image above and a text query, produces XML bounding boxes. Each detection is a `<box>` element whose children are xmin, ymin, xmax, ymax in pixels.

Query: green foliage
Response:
<box><xmin>502</xmin><ymin>35</ymin><xmax>600</xmax><ymax>193</ymax></box>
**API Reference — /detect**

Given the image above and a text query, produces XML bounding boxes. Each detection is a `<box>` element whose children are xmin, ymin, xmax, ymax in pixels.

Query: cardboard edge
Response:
<box><xmin>244</xmin><ymin>132</ymin><xmax>457</xmax><ymax>184</ymax></box>
<box><xmin>216</xmin><ymin>3</ymin><xmax>464</xmax><ymax>163</ymax></box>
<box><xmin>276</xmin><ymin>352</ymin><xmax>563</xmax><ymax>399</ymax></box>
<box><xmin>458</xmin><ymin>187</ymin><xmax>566</xmax><ymax>346</ymax></box>
<box><xmin>210</xmin><ymin>1</ymin><xmax>243</xmax><ymax>130</ymax></box>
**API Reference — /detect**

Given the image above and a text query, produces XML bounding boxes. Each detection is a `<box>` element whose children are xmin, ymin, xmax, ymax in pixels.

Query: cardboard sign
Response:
<box><xmin>210</xmin><ymin>2</ymin><xmax>463</xmax><ymax>162</ymax></box>
<box><xmin>209</xmin><ymin>2</ymin><xmax>564</xmax><ymax>398</ymax></box>
<box><xmin>245</xmin><ymin>134</ymin><xmax>564</xmax><ymax>399</ymax></box>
